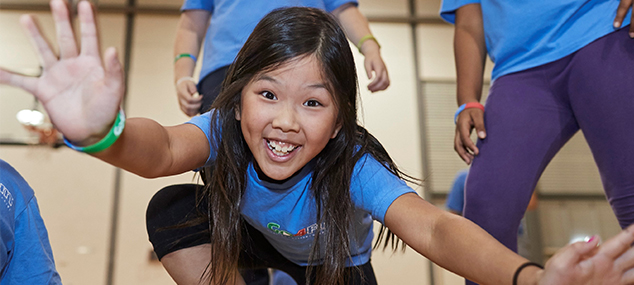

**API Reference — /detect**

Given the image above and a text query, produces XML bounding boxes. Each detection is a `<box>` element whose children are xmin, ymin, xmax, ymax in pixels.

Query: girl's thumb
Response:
<box><xmin>104</xmin><ymin>47</ymin><xmax>123</xmax><ymax>88</ymax></box>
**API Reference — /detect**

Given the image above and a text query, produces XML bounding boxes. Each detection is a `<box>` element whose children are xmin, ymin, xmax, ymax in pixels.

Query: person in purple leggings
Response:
<box><xmin>440</xmin><ymin>0</ymin><xmax>633</xmax><ymax>284</ymax></box>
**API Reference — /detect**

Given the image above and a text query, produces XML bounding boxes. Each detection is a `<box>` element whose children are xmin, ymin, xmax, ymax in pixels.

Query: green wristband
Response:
<box><xmin>174</xmin><ymin>53</ymin><xmax>198</xmax><ymax>63</ymax></box>
<box><xmin>64</xmin><ymin>108</ymin><xmax>126</xmax><ymax>154</ymax></box>
<box><xmin>357</xmin><ymin>35</ymin><xmax>380</xmax><ymax>53</ymax></box>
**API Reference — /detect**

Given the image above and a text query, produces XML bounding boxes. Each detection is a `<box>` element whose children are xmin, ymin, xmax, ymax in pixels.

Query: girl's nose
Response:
<box><xmin>272</xmin><ymin>105</ymin><xmax>300</xmax><ymax>133</ymax></box>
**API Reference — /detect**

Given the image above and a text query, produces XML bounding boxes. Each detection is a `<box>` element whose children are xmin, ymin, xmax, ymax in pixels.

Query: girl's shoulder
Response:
<box><xmin>352</xmin><ymin>153</ymin><xmax>398</xmax><ymax>183</ymax></box>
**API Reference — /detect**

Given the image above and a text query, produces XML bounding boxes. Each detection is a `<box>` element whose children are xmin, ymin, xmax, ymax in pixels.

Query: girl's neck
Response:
<box><xmin>253</xmin><ymin>160</ymin><xmax>314</xmax><ymax>185</ymax></box>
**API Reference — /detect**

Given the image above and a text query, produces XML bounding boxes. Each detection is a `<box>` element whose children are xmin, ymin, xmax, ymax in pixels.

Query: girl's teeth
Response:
<box><xmin>268</xmin><ymin>140</ymin><xmax>296</xmax><ymax>155</ymax></box>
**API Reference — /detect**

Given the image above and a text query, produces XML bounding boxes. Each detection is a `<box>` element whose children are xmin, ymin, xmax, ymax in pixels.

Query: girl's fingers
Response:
<box><xmin>185</xmin><ymin>82</ymin><xmax>201</xmax><ymax>99</ymax></box>
<box><xmin>19</xmin><ymin>15</ymin><xmax>58</xmax><ymax>68</ymax></box>
<box><xmin>454</xmin><ymin>134</ymin><xmax>473</xmax><ymax>164</ymax></box>
<box><xmin>51</xmin><ymin>0</ymin><xmax>78</xmax><ymax>59</ymax></box>
<box><xmin>103</xmin><ymin>47</ymin><xmax>123</xmax><ymax>91</ymax></box>
<box><xmin>613</xmin><ymin>0</ymin><xmax>632</xmax><ymax>28</ymax></box>
<box><xmin>597</xmin><ymin>224</ymin><xmax>634</xmax><ymax>260</ymax></box>
<box><xmin>614</xmin><ymin>246</ymin><xmax>634</xmax><ymax>272</ymax></box>
<box><xmin>630</xmin><ymin>12</ymin><xmax>634</xmax><ymax>38</ymax></box>
<box><xmin>367</xmin><ymin>70</ymin><xmax>383</xmax><ymax>91</ymax></box>
<box><xmin>0</xmin><ymin>68</ymin><xmax>38</xmax><ymax>95</ymax></box>
<box><xmin>371</xmin><ymin>70</ymin><xmax>389</xmax><ymax>91</ymax></box>
<box><xmin>552</xmin><ymin>241</ymin><xmax>596</xmax><ymax>275</ymax></box>
<box><xmin>621</xmin><ymin>267</ymin><xmax>634</xmax><ymax>284</ymax></box>
<box><xmin>470</xmin><ymin>111</ymin><xmax>486</xmax><ymax>139</ymax></box>
<box><xmin>364</xmin><ymin>58</ymin><xmax>374</xmax><ymax>80</ymax></box>
<box><xmin>458</xmin><ymin>120</ymin><xmax>479</xmax><ymax>155</ymax></box>
<box><xmin>77</xmin><ymin>0</ymin><xmax>101</xmax><ymax>58</ymax></box>
<box><xmin>179</xmin><ymin>97</ymin><xmax>200</xmax><ymax>116</ymax></box>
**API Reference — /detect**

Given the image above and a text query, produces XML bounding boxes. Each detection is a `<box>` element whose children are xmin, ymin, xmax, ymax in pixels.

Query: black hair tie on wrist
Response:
<box><xmin>512</xmin><ymin>262</ymin><xmax>544</xmax><ymax>285</ymax></box>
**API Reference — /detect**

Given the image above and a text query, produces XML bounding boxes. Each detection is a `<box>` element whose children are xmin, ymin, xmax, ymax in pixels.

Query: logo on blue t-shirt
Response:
<box><xmin>267</xmin><ymin>222</ymin><xmax>326</xmax><ymax>237</ymax></box>
<box><xmin>0</xmin><ymin>183</ymin><xmax>14</xmax><ymax>209</ymax></box>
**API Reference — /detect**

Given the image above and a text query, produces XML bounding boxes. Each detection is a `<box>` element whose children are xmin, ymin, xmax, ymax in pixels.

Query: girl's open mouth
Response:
<box><xmin>266</xmin><ymin>139</ymin><xmax>299</xmax><ymax>156</ymax></box>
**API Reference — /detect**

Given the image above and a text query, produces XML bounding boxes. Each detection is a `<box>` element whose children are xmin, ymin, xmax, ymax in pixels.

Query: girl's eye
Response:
<box><xmin>304</xmin><ymin>99</ymin><xmax>322</xmax><ymax>107</ymax></box>
<box><xmin>261</xmin><ymin>91</ymin><xmax>276</xmax><ymax>100</ymax></box>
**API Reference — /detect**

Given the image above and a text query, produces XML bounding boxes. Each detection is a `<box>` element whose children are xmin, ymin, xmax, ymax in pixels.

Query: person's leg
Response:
<box><xmin>236</xmin><ymin>219</ymin><xmax>377</xmax><ymax>285</ymax></box>
<box><xmin>146</xmin><ymin>183</ymin><xmax>269</xmax><ymax>285</ymax></box>
<box><xmin>160</xmin><ymin>244</ymin><xmax>246</xmax><ymax>285</ymax></box>
<box><xmin>197</xmin><ymin>65</ymin><xmax>230</xmax><ymax>113</ymax></box>
<box><xmin>146</xmin><ymin>184</ymin><xmax>219</xmax><ymax>284</ymax></box>
<box><xmin>342</xmin><ymin>262</ymin><xmax>378</xmax><ymax>285</ymax></box>
<box><xmin>463</xmin><ymin>61</ymin><xmax>579</xmax><ymax>285</ymax></box>
<box><xmin>568</xmin><ymin>25</ymin><xmax>634</xmax><ymax>229</ymax></box>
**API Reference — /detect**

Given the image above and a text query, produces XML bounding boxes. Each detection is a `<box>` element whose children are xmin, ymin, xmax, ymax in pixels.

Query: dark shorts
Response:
<box><xmin>146</xmin><ymin>184</ymin><xmax>378</xmax><ymax>285</ymax></box>
<box><xmin>197</xmin><ymin>65</ymin><xmax>230</xmax><ymax>114</ymax></box>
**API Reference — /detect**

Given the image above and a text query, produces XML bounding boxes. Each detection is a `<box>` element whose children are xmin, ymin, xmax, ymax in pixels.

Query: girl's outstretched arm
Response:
<box><xmin>332</xmin><ymin>3</ymin><xmax>390</xmax><ymax>92</ymax></box>
<box><xmin>385</xmin><ymin>193</ymin><xmax>634</xmax><ymax>285</ymax></box>
<box><xmin>0</xmin><ymin>0</ymin><xmax>210</xmax><ymax>178</ymax></box>
<box><xmin>453</xmin><ymin>3</ymin><xmax>487</xmax><ymax>165</ymax></box>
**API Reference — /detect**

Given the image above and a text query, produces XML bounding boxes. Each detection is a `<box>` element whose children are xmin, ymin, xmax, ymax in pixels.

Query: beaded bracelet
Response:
<box><xmin>174</xmin><ymin>53</ymin><xmax>197</xmax><ymax>63</ymax></box>
<box><xmin>63</xmin><ymin>108</ymin><xmax>126</xmax><ymax>154</ymax></box>
<box><xmin>454</xmin><ymin>102</ymin><xmax>485</xmax><ymax>124</ymax></box>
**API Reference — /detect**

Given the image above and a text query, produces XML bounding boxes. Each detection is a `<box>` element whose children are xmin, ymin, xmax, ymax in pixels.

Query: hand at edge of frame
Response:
<box><xmin>538</xmin><ymin>224</ymin><xmax>634</xmax><ymax>285</ymax></box>
<box><xmin>0</xmin><ymin>0</ymin><xmax>124</xmax><ymax>145</ymax></box>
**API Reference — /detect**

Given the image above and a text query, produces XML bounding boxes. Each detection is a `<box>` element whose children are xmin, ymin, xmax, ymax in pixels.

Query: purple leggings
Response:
<box><xmin>464</xmin><ymin>26</ymin><xmax>634</xmax><ymax>283</ymax></box>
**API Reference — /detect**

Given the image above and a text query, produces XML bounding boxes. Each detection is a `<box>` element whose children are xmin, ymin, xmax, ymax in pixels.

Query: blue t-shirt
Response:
<box><xmin>187</xmin><ymin>112</ymin><xmax>416</xmax><ymax>266</ymax></box>
<box><xmin>440</xmin><ymin>0</ymin><xmax>632</xmax><ymax>80</ymax></box>
<box><xmin>445</xmin><ymin>169</ymin><xmax>468</xmax><ymax>214</ymax></box>
<box><xmin>181</xmin><ymin>0</ymin><xmax>357</xmax><ymax>80</ymax></box>
<box><xmin>0</xmin><ymin>160</ymin><xmax>61</xmax><ymax>284</ymax></box>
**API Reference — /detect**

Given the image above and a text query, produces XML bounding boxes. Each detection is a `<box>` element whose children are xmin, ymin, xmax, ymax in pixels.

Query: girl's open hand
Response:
<box><xmin>0</xmin><ymin>0</ymin><xmax>124</xmax><ymax>145</ymax></box>
<box><xmin>539</xmin><ymin>224</ymin><xmax>634</xmax><ymax>285</ymax></box>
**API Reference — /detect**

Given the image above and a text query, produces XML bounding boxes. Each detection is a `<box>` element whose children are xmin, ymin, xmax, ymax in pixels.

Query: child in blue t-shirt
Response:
<box><xmin>3</xmin><ymin>1</ymin><xmax>634</xmax><ymax>284</ymax></box>
<box><xmin>441</xmin><ymin>1</ymin><xmax>633</xmax><ymax>284</ymax></box>
<box><xmin>0</xmin><ymin>159</ymin><xmax>61</xmax><ymax>284</ymax></box>
<box><xmin>173</xmin><ymin>0</ymin><xmax>389</xmax><ymax>116</ymax></box>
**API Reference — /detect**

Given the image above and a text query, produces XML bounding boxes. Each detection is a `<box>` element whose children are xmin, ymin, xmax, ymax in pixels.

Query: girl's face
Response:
<box><xmin>236</xmin><ymin>56</ymin><xmax>341</xmax><ymax>181</ymax></box>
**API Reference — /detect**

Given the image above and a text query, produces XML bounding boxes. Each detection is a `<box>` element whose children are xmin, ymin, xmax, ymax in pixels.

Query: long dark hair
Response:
<box><xmin>201</xmin><ymin>7</ymin><xmax>414</xmax><ymax>284</ymax></box>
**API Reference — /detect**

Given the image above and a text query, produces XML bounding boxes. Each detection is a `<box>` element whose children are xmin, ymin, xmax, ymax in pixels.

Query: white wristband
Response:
<box><xmin>176</xmin><ymin>76</ymin><xmax>196</xmax><ymax>86</ymax></box>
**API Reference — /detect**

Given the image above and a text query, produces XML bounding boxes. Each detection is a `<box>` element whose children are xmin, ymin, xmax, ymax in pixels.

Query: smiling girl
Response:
<box><xmin>3</xmin><ymin>1</ymin><xmax>634</xmax><ymax>285</ymax></box>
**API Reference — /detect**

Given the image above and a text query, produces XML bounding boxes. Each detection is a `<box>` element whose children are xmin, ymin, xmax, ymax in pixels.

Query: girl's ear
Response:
<box><xmin>331</xmin><ymin>123</ymin><xmax>342</xmax><ymax>139</ymax></box>
<box><xmin>234</xmin><ymin>107</ymin><xmax>241</xmax><ymax>121</ymax></box>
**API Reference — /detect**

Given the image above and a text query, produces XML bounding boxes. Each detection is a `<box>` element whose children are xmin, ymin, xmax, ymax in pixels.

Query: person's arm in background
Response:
<box><xmin>332</xmin><ymin>3</ymin><xmax>389</xmax><ymax>92</ymax></box>
<box><xmin>445</xmin><ymin>169</ymin><xmax>468</xmax><ymax>215</ymax></box>
<box><xmin>174</xmin><ymin>10</ymin><xmax>210</xmax><ymax>117</ymax></box>
<box><xmin>453</xmin><ymin>3</ymin><xmax>487</xmax><ymax>165</ymax></box>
